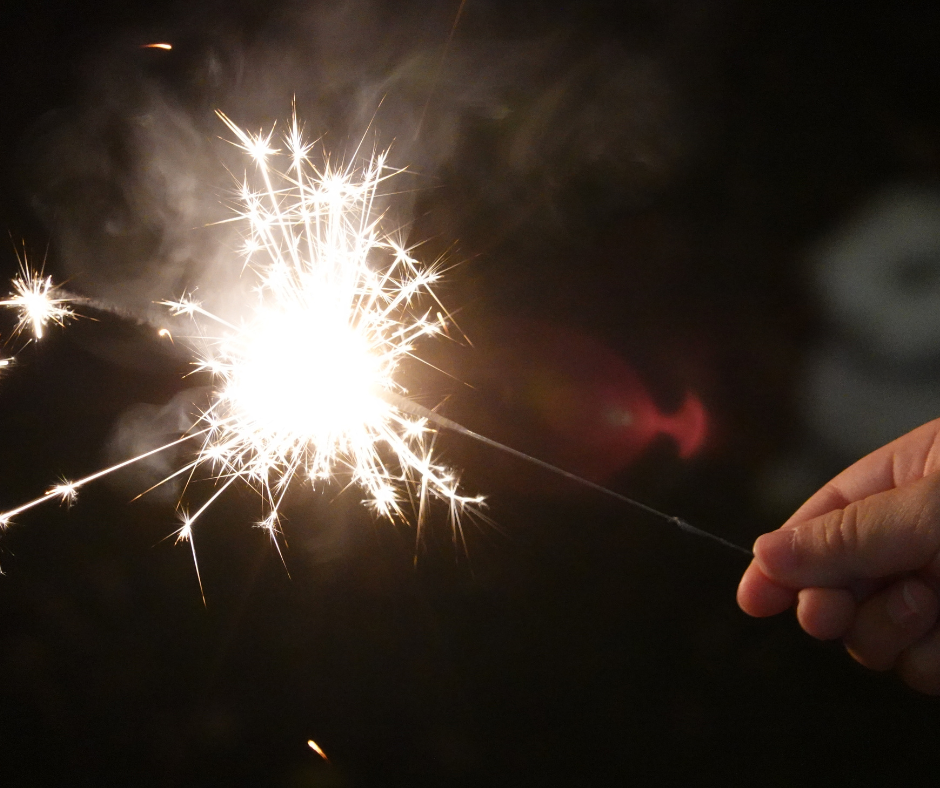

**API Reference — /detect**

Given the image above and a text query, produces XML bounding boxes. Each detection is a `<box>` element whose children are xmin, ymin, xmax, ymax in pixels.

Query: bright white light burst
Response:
<box><xmin>0</xmin><ymin>110</ymin><xmax>484</xmax><ymax>574</ymax></box>
<box><xmin>0</xmin><ymin>262</ymin><xmax>74</xmax><ymax>341</ymax></box>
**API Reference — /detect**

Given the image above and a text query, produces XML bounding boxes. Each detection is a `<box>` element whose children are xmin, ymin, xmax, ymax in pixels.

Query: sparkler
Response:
<box><xmin>0</xmin><ymin>109</ymin><xmax>488</xmax><ymax>579</ymax></box>
<box><xmin>0</xmin><ymin>109</ymin><xmax>748</xmax><ymax>584</ymax></box>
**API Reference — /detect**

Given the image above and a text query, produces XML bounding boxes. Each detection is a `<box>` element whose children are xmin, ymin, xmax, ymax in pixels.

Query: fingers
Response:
<box><xmin>737</xmin><ymin>560</ymin><xmax>796</xmax><ymax>617</ymax></box>
<box><xmin>782</xmin><ymin>417</ymin><xmax>940</xmax><ymax>526</ymax></box>
<box><xmin>796</xmin><ymin>587</ymin><xmax>856</xmax><ymax>640</ymax></box>
<box><xmin>746</xmin><ymin>574</ymin><xmax>940</xmax><ymax>693</ymax></box>
<box><xmin>898</xmin><ymin>627</ymin><xmax>940</xmax><ymax>695</ymax></box>
<box><xmin>843</xmin><ymin>577</ymin><xmax>939</xmax><ymax>671</ymax></box>
<box><xmin>754</xmin><ymin>470</ymin><xmax>940</xmax><ymax>589</ymax></box>
<box><xmin>737</xmin><ymin>419</ymin><xmax>940</xmax><ymax>694</ymax></box>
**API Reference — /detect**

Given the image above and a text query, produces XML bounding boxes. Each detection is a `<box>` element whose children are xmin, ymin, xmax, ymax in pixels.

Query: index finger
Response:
<box><xmin>756</xmin><ymin>470</ymin><xmax>940</xmax><ymax>588</ymax></box>
<box><xmin>784</xmin><ymin>418</ymin><xmax>940</xmax><ymax>527</ymax></box>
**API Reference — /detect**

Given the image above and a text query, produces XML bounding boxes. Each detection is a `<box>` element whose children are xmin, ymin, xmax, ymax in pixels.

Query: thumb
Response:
<box><xmin>755</xmin><ymin>471</ymin><xmax>940</xmax><ymax>589</ymax></box>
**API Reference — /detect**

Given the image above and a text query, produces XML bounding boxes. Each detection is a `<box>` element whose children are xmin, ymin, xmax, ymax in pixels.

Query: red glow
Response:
<box><xmin>649</xmin><ymin>391</ymin><xmax>708</xmax><ymax>460</ymax></box>
<box><xmin>470</xmin><ymin>320</ymin><xmax>709</xmax><ymax>485</ymax></box>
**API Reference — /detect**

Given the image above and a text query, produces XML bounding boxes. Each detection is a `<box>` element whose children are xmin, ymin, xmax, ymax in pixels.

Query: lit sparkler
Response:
<box><xmin>0</xmin><ymin>110</ymin><xmax>485</xmax><ymax>574</ymax></box>
<box><xmin>0</xmin><ymin>110</ymin><xmax>749</xmax><ymax>580</ymax></box>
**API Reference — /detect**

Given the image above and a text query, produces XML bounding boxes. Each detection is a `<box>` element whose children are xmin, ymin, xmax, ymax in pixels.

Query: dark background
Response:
<box><xmin>1</xmin><ymin>1</ymin><xmax>940</xmax><ymax>785</ymax></box>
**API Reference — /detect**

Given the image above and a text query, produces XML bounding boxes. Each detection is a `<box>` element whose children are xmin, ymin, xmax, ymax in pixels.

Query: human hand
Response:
<box><xmin>738</xmin><ymin>418</ymin><xmax>940</xmax><ymax>694</ymax></box>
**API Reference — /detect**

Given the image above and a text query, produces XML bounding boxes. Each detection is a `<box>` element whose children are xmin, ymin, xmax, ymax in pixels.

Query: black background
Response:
<box><xmin>1</xmin><ymin>1</ymin><xmax>939</xmax><ymax>785</ymax></box>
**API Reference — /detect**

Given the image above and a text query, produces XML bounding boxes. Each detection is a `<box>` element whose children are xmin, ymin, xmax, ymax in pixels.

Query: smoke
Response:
<box><xmin>27</xmin><ymin>83</ymin><xmax>225</xmax><ymax>322</ymax></box>
<box><xmin>22</xmin><ymin>0</ymin><xmax>701</xmax><ymax>314</ymax></box>
<box><xmin>16</xmin><ymin>0</ymin><xmax>707</xmax><ymax>498</ymax></box>
<box><xmin>104</xmin><ymin>389</ymin><xmax>208</xmax><ymax>503</ymax></box>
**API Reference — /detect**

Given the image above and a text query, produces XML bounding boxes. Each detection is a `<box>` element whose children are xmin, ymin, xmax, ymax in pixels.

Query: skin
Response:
<box><xmin>737</xmin><ymin>418</ymin><xmax>940</xmax><ymax>694</ymax></box>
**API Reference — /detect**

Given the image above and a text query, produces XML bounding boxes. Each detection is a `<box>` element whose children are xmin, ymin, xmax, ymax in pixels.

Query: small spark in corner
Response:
<box><xmin>142</xmin><ymin>43</ymin><xmax>172</xmax><ymax>50</ymax></box>
<box><xmin>307</xmin><ymin>739</ymin><xmax>329</xmax><ymax>762</ymax></box>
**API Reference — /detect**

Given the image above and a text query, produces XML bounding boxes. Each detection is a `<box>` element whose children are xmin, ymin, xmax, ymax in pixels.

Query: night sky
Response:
<box><xmin>1</xmin><ymin>2</ymin><xmax>940</xmax><ymax>785</ymax></box>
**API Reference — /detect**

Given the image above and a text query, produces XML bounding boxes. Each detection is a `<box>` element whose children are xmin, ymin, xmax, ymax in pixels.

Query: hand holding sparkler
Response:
<box><xmin>738</xmin><ymin>417</ymin><xmax>940</xmax><ymax>695</ymax></box>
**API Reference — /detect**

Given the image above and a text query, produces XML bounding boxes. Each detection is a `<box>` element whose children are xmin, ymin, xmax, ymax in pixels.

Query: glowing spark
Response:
<box><xmin>0</xmin><ymin>109</ymin><xmax>484</xmax><ymax>572</ymax></box>
<box><xmin>307</xmin><ymin>740</ymin><xmax>329</xmax><ymax>762</ymax></box>
<box><xmin>148</xmin><ymin>109</ymin><xmax>485</xmax><ymax>541</ymax></box>
<box><xmin>50</xmin><ymin>482</ymin><xmax>79</xmax><ymax>506</ymax></box>
<box><xmin>0</xmin><ymin>261</ymin><xmax>75</xmax><ymax>341</ymax></box>
<box><xmin>142</xmin><ymin>43</ymin><xmax>172</xmax><ymax>50</ymax></box>
<box><xmin>158</xmin><ymin>328</ymin><xmax>174</xmax><ymax>342</ymax></box>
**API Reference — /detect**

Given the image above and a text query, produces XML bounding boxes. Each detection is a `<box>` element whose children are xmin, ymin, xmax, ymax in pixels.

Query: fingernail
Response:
<box><xmin>754</xmin><ymin>529</ymin><xmax>797</xmax><ymax>576</ymax></box>
<box><xmin>887</xmin><ymin>580</ymin><xmax>920</xmax><ymax>626</ymax></box>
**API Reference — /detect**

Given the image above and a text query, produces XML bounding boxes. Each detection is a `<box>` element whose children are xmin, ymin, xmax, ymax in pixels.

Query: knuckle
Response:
<box><xmin>819</xmin><ymin>504</ymin><xmax>859</xmax><ymax>558</ymax></box>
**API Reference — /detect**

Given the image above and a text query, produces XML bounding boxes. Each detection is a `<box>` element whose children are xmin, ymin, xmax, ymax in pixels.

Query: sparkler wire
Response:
<box><xmin>382</xmin><ymin>392</ymin><xmax>752</xmax><ymax>556</ymax></box>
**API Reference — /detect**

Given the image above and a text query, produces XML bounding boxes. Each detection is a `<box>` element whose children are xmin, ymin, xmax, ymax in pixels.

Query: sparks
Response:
<box><xmin>307</xmin><ymin>739</ymin><xmax>329</xmax><ymax>762</ymax></box>
<box><xmin>0</xmin><ymin>259</ymin><xmax>75</xmax><ymax>341</ymax></box>
<box><xmin>0</xmin><ymin>110</ymin><xmax>750</xmax><ymax>576</ymax></box>
<box><xmin>50</xmin><ymin>482</ymin><xmax>79</xmax><ymax>505</ymax></box>
<box><xmin>0</xmin><ymin>109</ymin><xmax>484</xmax><ymax>567</ymax></box>
<box><xmin>160</xmin><ymin>109</ymin><xmax>485</xmax><ymax>537</ymax></box>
